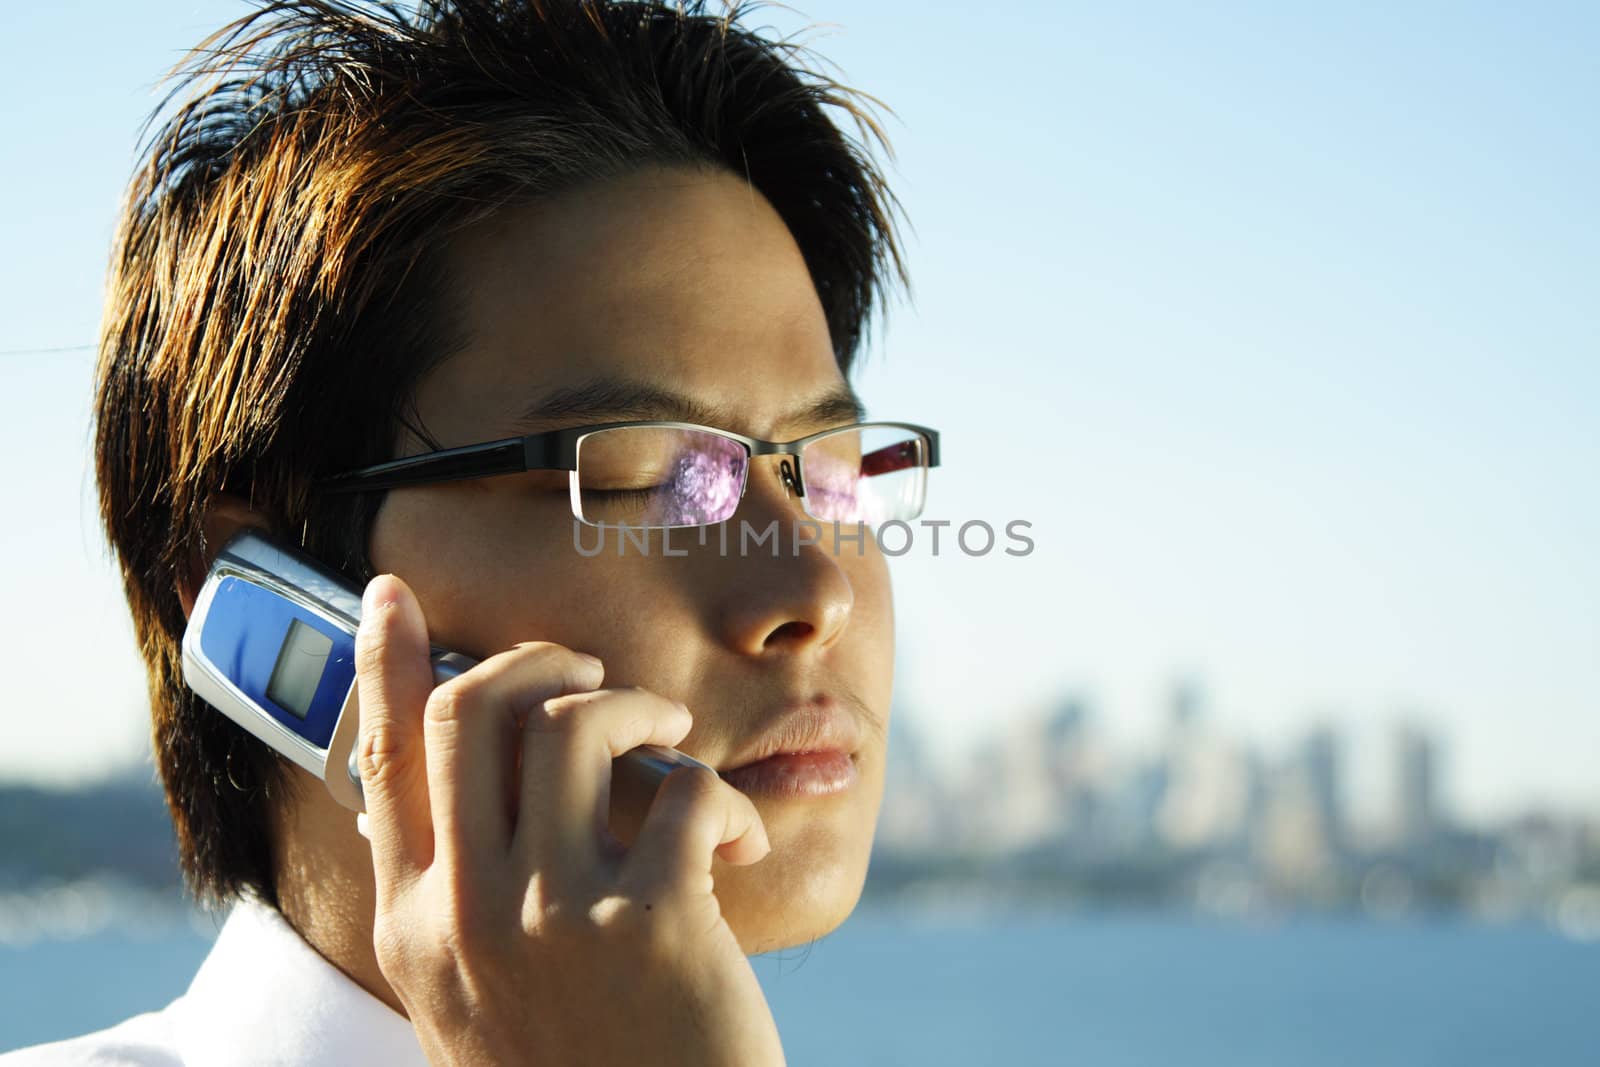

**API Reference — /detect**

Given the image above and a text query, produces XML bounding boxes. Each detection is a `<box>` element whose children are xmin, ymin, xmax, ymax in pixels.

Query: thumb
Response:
<box><xmin>353</xmin><ymin>573</ymin><xmax>436</xmax><ymax>888</ymax></box>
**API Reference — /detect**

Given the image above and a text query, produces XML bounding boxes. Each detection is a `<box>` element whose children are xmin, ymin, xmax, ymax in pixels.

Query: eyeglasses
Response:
<box><xmin>317</xmin><ymin>420</ymin><xmax>941</xmax><ymax>529</ymax></box>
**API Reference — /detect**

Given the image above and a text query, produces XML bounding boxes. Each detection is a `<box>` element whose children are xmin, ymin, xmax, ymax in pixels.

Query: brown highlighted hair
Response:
<box><xmin>94</xmin><ymin>0</ymin><xmax>905</xmax><ymax>907</ymax></box>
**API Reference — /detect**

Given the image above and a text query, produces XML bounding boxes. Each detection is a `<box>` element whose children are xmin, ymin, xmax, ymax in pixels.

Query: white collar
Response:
<box><xmin>168</xmin><ymin>896</ymin><xmax>428</xmax><ymax>1067</ymax></box>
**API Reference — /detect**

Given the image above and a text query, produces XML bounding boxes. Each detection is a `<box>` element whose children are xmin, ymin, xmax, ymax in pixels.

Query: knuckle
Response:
<box><xmin>353</xmin><ymin>634</ymin><xmax>387</xmax><ymax>677</ymax></box>
<box><xmin>591</xmin><ymin>891</ymin><xmax>687</xmax><ymax>960</ymax></box>
<box><xmin>598</xmin><ymin>890</ymin><xmax>702</xmax><ymax>959</ymax></box>
<box><xmin>585</xmin><ymin>894</ymin><xmax>653</xmax><ymax>943</ymax></box>
<box><xmin>669</xmin><ymin>765</ymin><xmax>724</xmax><ymax>807</ymax></box>
<box><xmin>617</xmin><ymin>711</ymin><xmax>656</xmax><ymax>747</ymax></box>
<box><xmin>509</xmin><ymin>640</ymin><xmax>574</xmax><ymax>666</ymax></box>
<box><xmin>357</xmin><ymin>723</ymin><xmax>410</xmax><ymax>786</ymax></box>
<box><xmin>511</xmin><ymin>640</ymin><xmax>591</xmax><ymax>679</ymax></box>
<box><xmin>422</xmin><ymin>683</ymin><xmax>473</xmax><ymax>729</ymax></box>
<box><xmin>531</xmin><ymin>687</ymin><xmax>619</xmax><ymax>731</ymax></box>
<box><xmin>521</xmin><ymin>695</ymin><xmax>572</xmax><ymax>735</ymax></box>
<box><xmin>353</xmin><ymin>620</ymin><xmax>393</xmax><ymax>681</ymax></box>
<box><xmin>648</xmin><ymin>766</ymin><xmax>729</xmax><ymax>825</ymax></box>
<box><xmin>522</xmin><ymin>893</ymin><xmax>588</xmax><ymax>944</ymax></box>
<box><xmin>520</xmin><ymin>885</ymin><xmax>652</xmax><ymax>950</ymax></box>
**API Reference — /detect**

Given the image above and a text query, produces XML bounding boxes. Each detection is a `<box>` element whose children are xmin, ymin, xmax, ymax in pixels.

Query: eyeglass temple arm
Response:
<box><xmin>859</xmin><ymin>430</ymin><xmax>940</xmax><ymax>477</ymax></box>
<box><xmin>318</xmin><ymin>436</ymin><xmax>562</xmax><ymax>494</ymax></box>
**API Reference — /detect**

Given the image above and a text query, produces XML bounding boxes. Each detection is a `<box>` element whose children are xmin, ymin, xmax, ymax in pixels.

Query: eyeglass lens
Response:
<box><xmin>572</xmin><ymin>425</ymin><xmax>928</xmax><ymax>529</ymax></box>
<box><xmin>797</xmin><ymin>426</ymin><xmax>927</xmax><ymax>526</ymax></box>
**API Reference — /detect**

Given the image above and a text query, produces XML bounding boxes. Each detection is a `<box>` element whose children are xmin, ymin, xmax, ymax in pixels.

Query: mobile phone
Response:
<box><xmin>181</xmin><ymin>530</ymin><xmax>715</xmax><ymax>813</ymax></box>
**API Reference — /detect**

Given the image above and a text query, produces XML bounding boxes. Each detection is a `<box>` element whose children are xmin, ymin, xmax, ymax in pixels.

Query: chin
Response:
<box><xmin>714</xmin><ymin>823</ymin><xmax>876</xmax><ymax>956</ymax></box>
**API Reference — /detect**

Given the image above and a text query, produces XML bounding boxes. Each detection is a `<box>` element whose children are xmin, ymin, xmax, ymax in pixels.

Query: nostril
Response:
<box><xmin>764</xmin><ymin>620</ymin><xmax>814</xmax><ymax>647</ymax></box>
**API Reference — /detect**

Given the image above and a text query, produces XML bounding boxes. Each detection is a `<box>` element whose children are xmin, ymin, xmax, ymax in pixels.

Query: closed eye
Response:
<box><xmin>582</xmin><ymin>486</ymin><xmax>673</xmax><ymax>502</ymax></box>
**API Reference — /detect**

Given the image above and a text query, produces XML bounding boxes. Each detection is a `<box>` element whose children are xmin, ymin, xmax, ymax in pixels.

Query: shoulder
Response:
<box><xmin>0</xmin><ymin>1007</ymin><xmax>182</xmax><ymax>1066</ymax></box>
<box><xmin>3</xmin><ymin>898</ymin><xmax>424</xmax><ymax>1067</ymax></box>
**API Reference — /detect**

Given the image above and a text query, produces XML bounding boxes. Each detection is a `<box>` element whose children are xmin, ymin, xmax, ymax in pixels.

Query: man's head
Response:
<box><xmin>96</xmin><ymin>0</ymin><xmax>906</xmax><ymax>953</ymax></box>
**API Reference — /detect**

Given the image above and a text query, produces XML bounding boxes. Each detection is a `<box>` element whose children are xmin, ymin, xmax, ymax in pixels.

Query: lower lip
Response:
<box><xmin>721</xmin><ymin>750</ymin><xmax>858</xmax><ymax>798</ymax></box>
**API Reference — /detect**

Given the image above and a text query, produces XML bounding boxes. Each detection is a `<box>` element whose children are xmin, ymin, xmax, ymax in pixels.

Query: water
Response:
<box><xmin>3</xmin><ymin>905</ymin><xmax>1596</xmax><ymax>1065</ymax></box>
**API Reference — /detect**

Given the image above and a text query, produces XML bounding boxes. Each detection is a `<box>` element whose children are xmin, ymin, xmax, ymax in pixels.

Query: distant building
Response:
<box><xmin>1302</xmin><ymin>724</ymin><xmax>1345</xmax><ymax>854</ymax></box>
<box><xmin>1254</xmin><ymin>762</ymin><xmax>1334</xmax><ymax>892</ymax></box>
<box><xmin>1157</xmin><ymin>737</ymin><xmax>1251</xmax><ymax>852</ymax></box>
<box><xmin>1395</xmin><ymin>724</ymin><xmax>1440</xmax><ymax>845</ymax></box>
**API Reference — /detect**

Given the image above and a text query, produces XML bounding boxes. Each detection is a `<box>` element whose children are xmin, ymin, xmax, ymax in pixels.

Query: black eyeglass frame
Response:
<box><xmin>315</xmin><ymin>420</ymin><xmax>942</xmax><ymax>505</ymax></box>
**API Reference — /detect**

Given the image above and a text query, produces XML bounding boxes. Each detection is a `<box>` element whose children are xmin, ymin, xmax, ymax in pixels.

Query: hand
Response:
<box><xmin>353</xmin><ymin>573</ymin><xmax>785</xmax><ymax>1067</ymax></box>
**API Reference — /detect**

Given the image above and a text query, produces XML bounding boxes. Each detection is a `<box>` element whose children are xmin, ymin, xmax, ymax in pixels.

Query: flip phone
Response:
<box><xmin>181</xmin><ymin>530</ymin><xmax>715</xmax><ymax>813</ymax></box>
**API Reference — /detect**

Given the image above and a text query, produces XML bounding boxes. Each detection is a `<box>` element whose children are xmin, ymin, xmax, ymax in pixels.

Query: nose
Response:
<box><xmin>712</xmin><ymin>454</ymin><xmax>854</xmax><ymax>656</ymax></box>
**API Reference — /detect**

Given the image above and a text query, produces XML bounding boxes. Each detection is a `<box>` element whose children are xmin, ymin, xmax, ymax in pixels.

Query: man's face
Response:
<box><xmin>365</xmin><ymin>165</ymin><xmax>895</xmax><ymax>953</ymax></box>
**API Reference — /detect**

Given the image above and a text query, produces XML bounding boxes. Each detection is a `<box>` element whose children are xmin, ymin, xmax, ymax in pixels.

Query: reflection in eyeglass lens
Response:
<box><xmin>803</xmin><ymin>428</ymin><xmax>926</xmax><ymax>526</ymax></box>
<box><xmin>576</xmin><ymin>427</ymin><xmax>746</xmax><ymax>527</ymax></box>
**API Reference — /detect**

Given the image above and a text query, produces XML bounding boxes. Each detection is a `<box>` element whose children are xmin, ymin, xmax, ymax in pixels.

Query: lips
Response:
<box><xmin>720</xmin><ymin>750</ymin><xmax>858</xmax><ymax>798</ymax></box>
<box><xmin>718</xmin><ymin>699</ymin><xmax>862</xmax><ymax>799</ymax></box>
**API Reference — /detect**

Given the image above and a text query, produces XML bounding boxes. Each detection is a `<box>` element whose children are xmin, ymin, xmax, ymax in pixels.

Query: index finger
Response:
<box><xmin>619</xmin><ymin>767</ymin><xmax>771</xmax><ymax>901</ymax></box>
<box><xmin>353</xmin><ymin>573</ymin><xmax>437</xmax><ymax>892</ymax></box>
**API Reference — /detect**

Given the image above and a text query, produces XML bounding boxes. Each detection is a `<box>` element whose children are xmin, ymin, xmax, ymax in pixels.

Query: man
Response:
<box><xmin>10</xmin><ymin>1</ymin><xmax>937</xmax><ymax>1062</ymax></box>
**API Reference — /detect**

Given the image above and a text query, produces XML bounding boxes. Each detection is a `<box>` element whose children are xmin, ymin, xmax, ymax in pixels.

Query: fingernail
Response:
<box><xmin>355</xmin><ymin>812</ymin><xmax>371</xmax><ymax>840</ymax></box>
<box><xmin>577</xmin><ymin>652</ymin><xmax>603</xmax><ymax>669</ymax></box>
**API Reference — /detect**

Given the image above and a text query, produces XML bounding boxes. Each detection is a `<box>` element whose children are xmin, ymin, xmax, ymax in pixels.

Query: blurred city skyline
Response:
<box><xmin>875</xmin><ymin>679</ymin><xmax>1600</xmax><ymax>942</ymax></box>
<box><xmin>1</xmin><ymin>2</ymin><xmax>1596</xmax><ymax>822</ymax></box>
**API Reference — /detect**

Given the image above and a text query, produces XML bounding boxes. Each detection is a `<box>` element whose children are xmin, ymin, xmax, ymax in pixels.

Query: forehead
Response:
<box><xmin>415</xmin><ymin>165</ymin><xmax>847</xmax><ymax>445</ymax></box>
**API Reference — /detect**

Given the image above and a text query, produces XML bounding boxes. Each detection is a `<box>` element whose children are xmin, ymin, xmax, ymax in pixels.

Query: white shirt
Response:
<box><xmin>2</xmin><ymin>899</ymin><xmax>429</xmax><ymax>1066</ymax></box>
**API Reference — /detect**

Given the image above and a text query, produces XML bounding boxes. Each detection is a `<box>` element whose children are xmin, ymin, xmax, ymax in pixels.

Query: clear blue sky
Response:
<box><xmin>1</xmin><ymin>1</ymin><xmax>1595</xmax><ymax>821</ymax></box>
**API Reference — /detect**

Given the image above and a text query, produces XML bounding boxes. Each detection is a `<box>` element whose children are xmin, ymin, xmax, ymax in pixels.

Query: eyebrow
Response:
<box><xmin>505</xmin><ymin>376</ymin><xmax>867</xmax><ymax>438</ymax></box>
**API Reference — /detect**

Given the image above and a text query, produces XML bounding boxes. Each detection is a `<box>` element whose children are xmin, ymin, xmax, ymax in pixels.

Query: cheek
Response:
<box><xmin>368</xmin><ymin>487</ymin><xmax>703</xmax><ymax>672</ymax></box>
<box><xmin>844</xmin><ymin>551</ymin><xmax>895</xmax><ymax>795</ymax></box>
<box><xmin>842</xmin><ymin>548</ymin><xmax>895</xmax><ymax>689</ymax></box>
<box><xmin>369</xmin><ymin>487</ymin><xmax>898</xmax><ymax>700</ymax></box>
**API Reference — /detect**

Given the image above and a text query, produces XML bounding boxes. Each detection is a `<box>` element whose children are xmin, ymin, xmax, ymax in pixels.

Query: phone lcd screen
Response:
<box><xmin>266</xmin><ymin>618</ymin><xmax>334</xmax><ymax>720</ymax></box>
